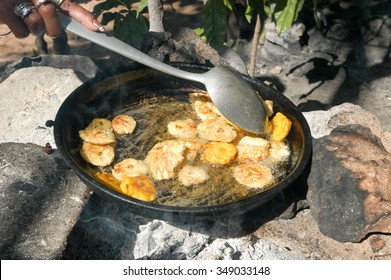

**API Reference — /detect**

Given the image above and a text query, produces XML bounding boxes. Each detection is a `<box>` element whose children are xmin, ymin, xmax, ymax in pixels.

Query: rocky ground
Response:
<box><xmin>0</xmin><ymin>0</ymin><xmax>390</xmax><ymax>260</ymax></box>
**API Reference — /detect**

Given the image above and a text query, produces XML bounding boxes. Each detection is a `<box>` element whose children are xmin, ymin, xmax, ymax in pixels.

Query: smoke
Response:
<box><xmin>61</xmin><ymin>194</ymin><xmax>152</xmax><ymax>259</ymax></box>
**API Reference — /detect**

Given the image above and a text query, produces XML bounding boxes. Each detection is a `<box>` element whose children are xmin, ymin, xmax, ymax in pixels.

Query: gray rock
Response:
<box><xmin>0</xmin><ymin>142</ymin><xmax>90</xmax><ymax>259</ymax></box>
<box><xmin>0</xmin><ymin>54</ymin><xmax>99</xmax><ymax>83</ymax></box>
<box><xmin>307</xmin><ymin>124</ymin><xmax>391</xmax><ymax>242</ymax></box>
<box><xmin>261</xmin><ymin>40</ymin><xmax>289</xmax><ymax>62</ymax></box>
<box><xmin>281</xmin><ymin>23</ymin><xmax>306</xmax><ymax>45</ymax></box>
<box><xmin>260</xmin><ymin>22</ymin><xmax>305</xmax><ymax>62</ymax></box>
<box><xmin>0</xmin><ymin>66</ymin><xmax>84</xmax><ymax>148</ymax></box>
<box><xmin>303</xmin><ymin>103</ymin><xmax>391</xmax><ymax>153</ymax></box>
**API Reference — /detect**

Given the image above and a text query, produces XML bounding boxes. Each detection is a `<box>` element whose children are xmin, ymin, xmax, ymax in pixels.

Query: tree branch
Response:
<box><xmin>248</xmin><ymin>13</ymin><xmax>261</xmax><ymax>77</ymax></box>
<box><xmin>148</xmin><ymin>0</ymin><xmax>165</xmax><ymax>32</ymax></box>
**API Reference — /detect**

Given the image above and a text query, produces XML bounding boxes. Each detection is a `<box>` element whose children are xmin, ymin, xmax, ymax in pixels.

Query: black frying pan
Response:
<box><xmin>54</xmin><ymin>63</ymin><xmax>312</xmax><ymax>220</ymax></box>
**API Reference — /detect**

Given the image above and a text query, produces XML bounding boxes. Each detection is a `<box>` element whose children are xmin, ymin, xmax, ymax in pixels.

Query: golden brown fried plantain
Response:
<box><xmin>271</xmin><ymin>112</ymin><xmax>292</xmax><ymax>141</ymax></box>
<box><xmin>201</xmin><ymin>142</ymin><xmax>237</xmax><ymax>165</ymax></box>
<box><xmin>95</xmin><ymin>172</ymin><xmax>121</xmax><ymax>192</ymax></box>
<box><xmin>120</xmin><ymin>175</ymin><xmax>157</xmax><ymax>202</ymax></box>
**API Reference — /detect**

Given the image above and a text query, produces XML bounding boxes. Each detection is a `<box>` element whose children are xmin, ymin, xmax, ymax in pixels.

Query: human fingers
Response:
<box><xmin>2</xmin><ymin>17</ymin><xmax>30</xmax><ymax>39</ymax></box>
<box><xmin>1</xmin><ymin>0</ymin><xmax>104</xmax><ymax>38</ymax></box>
<box><xmin>59</xmin><ymin>0</ymin><xmax>105</xmax><ymax>32</ymax></box>
<box><xmin>13</xmin><ymin>1</ymin><xmax>46</xmax><ymax>37</ymax></box>
<box><xmin>1</xmin><ymin>0</ymin><xmax>31</xmax><ymax>38</ymax></box>
<box><xmin>31</xmin><ymin>0</ymin><xmax>61</xmax><ymax>37</ymax></box>
<box><xmin>17</xmin><ymin>2</ymin><xmax>46</xmax><ymax>36</ymax></box>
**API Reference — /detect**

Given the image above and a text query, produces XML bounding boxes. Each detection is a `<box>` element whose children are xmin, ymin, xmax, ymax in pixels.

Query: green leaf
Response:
<box><xmin>136</xmin><ymin>0</ymin><xmax>149</xmax><ymax>17</ymax></box>
<box><xmin>193</xmin><ymin>28</ymin><xmax>207</xmax><ymax>42</ymax></box>
<box><xmin>262</xmin><ymin>0</ymin><xmax>273</xmax><ymax>18</ymax></box>
<box><xmin>223</xmin><ymin>0</ymin><xmax>234</xmax><ymax>11</ymax></box>
<box><xmin>101</xmin><ymin>12</ymin><xmax>116</xmax><ymax>25</ymax></box>
<box><xmin>113</xmin><ymin>10</ymin><xmax>149</xmax><ymax>47</ymax></box>
<box><xmin>245</xmin><ymin>4</ymin><xmax>253</xmax><ymax>23</ymax></box>
<box><xmin>274</xmin><ymin>0</ymin><xmax>304</xmax><ymax>34</ymax></box>
<box><xmin>312</xmin><ymin>0</ymin><xmax>318</xmax><ymax>10</ymax></box>
<box><xmin>193</xmin><ymin>27</ymin><xmax>205</xmax><ymax>36</ymax></box>
<box><xmin>204</xmin><ymin>0</ymin><xmax>230</xmax><ymax>46</ymax></box>
<box><xmin>312</xmin><ymin>0</ymin><xmax>321</xmax><ymax>29</ymax></box>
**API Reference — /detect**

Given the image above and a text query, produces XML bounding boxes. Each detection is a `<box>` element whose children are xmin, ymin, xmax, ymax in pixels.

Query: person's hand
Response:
<box><xmin>0</xmin><ymin>0</ymin><xmax>104</xmax><ymax>38</ymax></box>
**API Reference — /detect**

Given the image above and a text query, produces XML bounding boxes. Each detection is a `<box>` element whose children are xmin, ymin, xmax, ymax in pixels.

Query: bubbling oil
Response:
<box><xmin>99</xmin><ymin>94</ymin><xmax>292</xmax><ymax>207</ymax></box>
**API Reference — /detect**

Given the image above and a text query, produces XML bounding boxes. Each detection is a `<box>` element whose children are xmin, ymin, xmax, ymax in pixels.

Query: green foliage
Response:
<box><xmin>203</xmin><ymin>0</ymin><xmax>232</xmax><ymax>46</ymax></box>
<box><xmin>312</xmin><ymin>0</ymin><xmax>321</xmax><ymax>29</ymax></box>
<box><xmin>201</xmin><ymin>0</ymin><xmax>317</xmax><ymax>45</ymax></box>
<box><xmin>92</xmin><ymin>0</ymin><xmax>318</xmax><ymax>47</ymax></box>
<box><xmin>274</xmin><ymin>0</ymin><xmax>305</xmax><ymax>34</ymax></box>
<box><xmin>93</xmin><ymin>0</ymin><xmax>148</xmax><ymax>46</ymax></box>
<box><xmin>193</xmin><ymin>27</ymin><xmax>207</xmax><ymax>42</ymax></box>
<box><xmin>136</xmin><ymin>0</ymin><xmax>149</xmax><ymax>17</ymax></box>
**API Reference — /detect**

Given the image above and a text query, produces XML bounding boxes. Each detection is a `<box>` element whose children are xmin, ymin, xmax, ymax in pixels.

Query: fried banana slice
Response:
<box><xmin>201</xmin><ymin>142</ymin><xmax>237</xmax><ymax>165</ymax></box>
<box><xmin>271</xmin><ymin>112</ymin><xmax>292</xmax><ymax>141</ymax></box>
<box><xmin>178</xmin><ymin>165</ymin><xmax>210</xmax><ymax>186</ymax></box>
<box><xmin>197</xmin><ymin>117</ymin><xmax>237</xmax><ymax>143</ymax></box>
<box><xmin>238</xmin><ymin>136</ymin><xmax>270</xmax><ymax>147</ymax></box>
<box><xmin>233</xmin><ymin>163</ymin><xmax>274</xmax><ymax>189</ymax></box>
<box><xmin>95</xmin><ymin>172</ymin><xmax>121</xmax><ymax>192</ymax></box>
<box><xmin>120</xmin><ymin>175</ymin><xmax>157</xmax><ymax>202</ymax></box>
<box><xmin>144</xmin><ymin>140</ymin><xmax>186</xmax><ymax>180</ymax></box>
<box><xmin>189</xmin><ymin>92</ymin><xmax>222</xmax><ymax>120</ymax></box>
<box><xmin>79</xmin><ymin>118</ymin><xmax>116</xmax><ymax>145</ymax></box>
<box><xmin>236</xmin><ymin>136</ymin><xmax>270</xmax><ymax>163</ymax></box>
<box><xmin>80</xmin><ymin>142</ymin><xmax>115</xmax><ymax>167</ymax></box>
<box><xmin>112</xmin><ymin>114</ymin><xmax>137</xmax><ymax>135</ymax></box>
<box><xmin>112</xmin><ymin>158</ymin><xmax>149</xmax><ymax>181</ymax></box>
<box><xmin>79</xmin><ymin>127</ymin><xmax>116</xmax><ymax>145</ymax></box>
<box><xmin>167</xmin><ymin>119</ymin><xmax>198</xmax><ymax>139</ymax></box>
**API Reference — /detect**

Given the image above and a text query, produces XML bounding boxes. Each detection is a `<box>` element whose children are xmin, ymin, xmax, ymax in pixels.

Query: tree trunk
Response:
<box><xmin>248</xmin><ymin>14</ymin><xmax>261</xmax><ymax>77</ymax></box>
<box><xmin>148</xmin><ymin>0</ymin><xmax>165</xmax><ymax>32</ymax></box>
